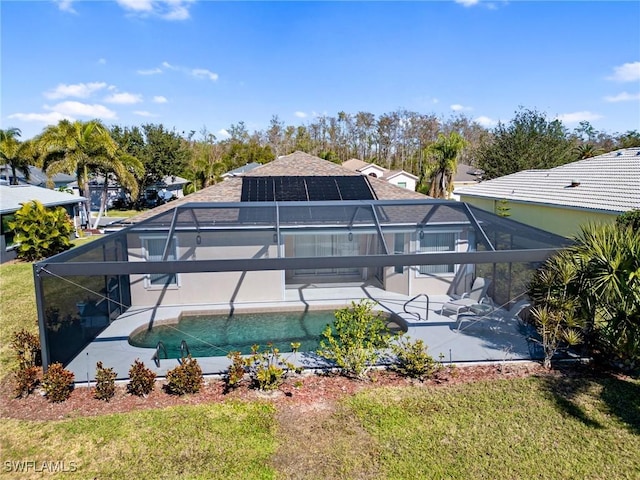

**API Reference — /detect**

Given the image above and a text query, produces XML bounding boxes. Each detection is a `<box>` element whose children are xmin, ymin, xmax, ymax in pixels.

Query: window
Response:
<box><xmin>394</xmin><ymin>232</ymin><xmax>405</xmax><ymax>274</ymax></box>
<box><xmin>293</xmin><ymin>234</ymin><xmax>359</xmax><ymax>276</ymax></box>
<box><xmin>142</xmin><ymin>236</ymin><xmax>178</xmax><ymax>287</ymax></box>
<box><xmin>397</xmin><ymin>181</ymin><xmax>407</xmax><ymax>189</ymax></box>
<box><xmin>418</xmin><ymin>232</ymin><xmax>457</xmax><ymax>275</ymax></box>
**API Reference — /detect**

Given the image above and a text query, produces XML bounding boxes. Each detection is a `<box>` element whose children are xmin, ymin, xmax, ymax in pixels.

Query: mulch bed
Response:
<box><xmin>0</xmin><ymin>363</ymin><xmax>546</xmax><ymax>421</ymax></box>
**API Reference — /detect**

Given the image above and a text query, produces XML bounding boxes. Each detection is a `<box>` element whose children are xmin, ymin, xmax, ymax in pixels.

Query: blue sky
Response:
<box><xmin>2</xmin><ymin>0</ymin><xmax>639</xmax><ymax>140</ymax></box>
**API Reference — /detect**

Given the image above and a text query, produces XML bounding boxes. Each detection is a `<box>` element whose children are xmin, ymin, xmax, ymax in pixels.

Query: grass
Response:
<box><xmin>343</xmin><ymin>374</ymin><xmax>640</xmax><ymax>479</ymax></box>
<box><xmin>1</xmin><ymin>401</ymin><xmax>277</xmax><ymax>479</ymax></box>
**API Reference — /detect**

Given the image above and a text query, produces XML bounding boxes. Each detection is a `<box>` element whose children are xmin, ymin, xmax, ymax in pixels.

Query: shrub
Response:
<box><xmin>7</xmin><ymin>200</ymin><xmax>74</xmax><ymax>261</ymax></box>
<box><xmin>318</xmin><ymin>300</ymin><xmax>394</xmax><ymax>379</ymax></box>
<box><xmin>246</xmin><ymin>343</ymin><xmax>297</xmax><ymax>391</ymax></box>
<box><xmin>10</xmin><ymin>329</ymin><xmax>41</xmax><ymax>368</ymax></box>
<box><xmin>94</xmin><ymin>361</ymin><xmax>117</xmax><ymax>401</ymax></box>
<box><xmin>225</xmin><ymin>351</ymin><xmax>246</xmax><ymax>390</ymax></box>
<box><xmin>391</xmin><ymin>335</ymin><xmax>439</xmax><ymax>380</ymax></box>
<box><xmin>165</xmin><ymin>356</ymin><xmax>204</xmax><ymax>395</ymax></box>
<box><xmin>14</xmin><ymin>366</ymin><xmax>40</xmax><ymax>398</ymax></box>
<box><xmin>42</xmin><ymin>362</ymin><xmax>74</xmax><ymax>403</ymax></box>
<box><xmin>126</xmin><ymin>359</ymin><xmax>156</xmax><ymax>396</ymax></box>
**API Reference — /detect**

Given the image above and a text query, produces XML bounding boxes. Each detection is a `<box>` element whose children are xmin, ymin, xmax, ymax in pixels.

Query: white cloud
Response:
<box><xmin>455</xmin><ymin>0</ymin><xmax>479</xmax><ymax>6</ymax></box>
<box><xmin>8</xmin><ymin>111</ymin><xmax>72</xmax><ymax>124</ymax></box>
<box><xmin>133</xmin><ymin>110</ymin><xmax>157</xmax><ymax>117</ymax></box>
<box><xmin>191</xmin><ymin>68</ymin><xmax>219</xmax><ymax>81</ymax></box>
<box><xmin>56</xmin><ymin>0</ymin><xmax>77</xmax><ymax>13</ymax></box>
<box><xmin>45</xmin><ymin>101</ymin><xmax>117</xmax><ymax>120</ymax></box>
<box><xmin>44</xmin><ymin>82</ymin><xmax>108</xmax><ymax>100</ymax></box>
<box><xmin>116</xmin><ymin>0</ymin><xmax>154</xmax><ymax>12</ymax></box>
<box><xmin>607</xmin><ymin>61</ymin><xmax>640</xmax><ymax>82</ymax></box>
<box><xmin>161</xmin><ymin>61</ymin><xmax>176</xmax><ymax>70</ymax></box>
<box><xmin>294</xmin><ymin>111</ymin><xmax>308</xmax><ymax>118</ymax></box>
<box><xmin>217</xmin><ymin>129</ymin><xmax>230</xmax><ymax>138</ymax></box>
<box><xmin>116</xmin><ymin>0</ymin><xmax>194</xmax><ymax>21</ymax></box>
<box><xmin>604</xmin><ymin>91</ymin><xmax>640</xmax><ymax>103</ymax></box>
<box><xmin>98</xmin><ymin>58</ymin><xmax>107</xmax><ymax>65</ymax></box>
<box><xmin>474</xmin><ymin>116</ymin><xmax>498</xmax><ymax>127</ymax></box>
<box><xmin>153</xmin><ymin>95</ymin><xmax>168</xmax><ymax>103</ymax></box>
<box><xmin>555</xmin><ymin>111</ymin><xmax>603</xmax><ymax>124</ymax></box>
<box><xmin>137</xmin><ymin>68</ymin><xmax>162</xmax><ymax>75</ymax></box>
<box><xmin>450</xmin><ymin>104</ymin><xmax>472</xmax><ymax>112</ymax></box>
<box><xmin>104</xmin><ymin>92</ymin><xmax>143</xmax><ymax>104</ymax></box>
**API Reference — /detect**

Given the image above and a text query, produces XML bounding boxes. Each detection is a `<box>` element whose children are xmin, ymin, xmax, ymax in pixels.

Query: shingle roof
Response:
<box><xmin>341</xmin><ymin>158</ymin><xmax>371</xmax><ymax>172</ymax></box>
<box><xmin>382</xmin><ymin>170</ymin><xmax>419</xmax><ymax>181</ymax></box>
<box><xmin>0</xmin><ymin>185</ymin><xmax>85</xmax><ymax>214</ymax></box>
<box><xmin>222</xmin><ymin>162</ymin><xmax>262</xmax><ymax>177</ymax></box>
<box><xmin>122</xmin><ymin>152</ymin><xmax>427</xmax><ymax>224</ymax></box>
<box><xmin>454</xmin><ymin>148</ymin><xmax>640</xmax><ymax>213</ymax></box>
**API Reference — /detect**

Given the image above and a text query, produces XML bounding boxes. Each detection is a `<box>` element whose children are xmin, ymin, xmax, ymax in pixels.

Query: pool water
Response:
<box><xmin>129</xmin><ymin>310</ymin><xmax>342</xmax><ymax>358</ymax></box>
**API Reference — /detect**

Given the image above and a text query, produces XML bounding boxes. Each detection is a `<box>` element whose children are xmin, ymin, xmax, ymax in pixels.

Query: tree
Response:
<box><xmin>0</xmin><ymin>128</ymin><xmax>36</xmax><ymax>185</ymax></box>
<box><xmin>477</xmin><ymin>108</ymin><xmax>574</xmax><ymax>179</ymax></box>
<box><xmin>91</xmin><ymin>150</ymin><xmax>144</xmax><ymax>229</ymax></box>
<box><xmin>573</xmin><ymin>143</ymin><xmax>602</xmax><ymax>160</ymax></box>
<box><xmin>111</xmin><ymin>124</ymin><xmax>190</xmax><ymax>207</ymax></box>
<box><xmin>616</xmin><ymin>130</ymin><xmax>640</xmax><ymax>148</ymax></box>
<box><xmin>421</xmin><ymin>131</ymin><xmax>467</xmax><ymax>198</ymax></box>
<box><xmin>36</xmin><ymin>120</ymin><xmax>119</xmax><ymax>217</ymax></box>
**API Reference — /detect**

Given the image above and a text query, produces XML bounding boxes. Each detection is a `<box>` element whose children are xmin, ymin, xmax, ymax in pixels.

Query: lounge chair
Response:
<box><xmin>440</xmin><ymin>277</ymin><xmax>491</xmax><ymax>320</ymax></box>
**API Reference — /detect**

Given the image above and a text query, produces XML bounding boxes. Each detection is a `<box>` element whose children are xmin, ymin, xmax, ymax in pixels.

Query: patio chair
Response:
<box><xmin>440</xmin><ymin>277</ymin><xmax>491</xmax><ymax>321</ymax></box>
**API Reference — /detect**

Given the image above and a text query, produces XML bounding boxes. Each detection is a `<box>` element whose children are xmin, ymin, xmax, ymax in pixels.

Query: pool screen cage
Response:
<box><xmin>33</xmin><ymin>199</ymin><xmax>571</xmax><ymax>370</ymax></box>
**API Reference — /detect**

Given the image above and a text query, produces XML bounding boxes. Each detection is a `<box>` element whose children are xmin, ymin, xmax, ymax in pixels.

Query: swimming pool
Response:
<box><xmin>129</xmin><ymin>309</ymin><xmax>404</xmax><ymax>358</ymax></box>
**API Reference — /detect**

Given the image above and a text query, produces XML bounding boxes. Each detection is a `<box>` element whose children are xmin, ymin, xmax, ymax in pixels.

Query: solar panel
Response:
<box><xmin>241</xmin><ymin>176</ymin><xmax>375</xmax><ymax>202</ymax></box>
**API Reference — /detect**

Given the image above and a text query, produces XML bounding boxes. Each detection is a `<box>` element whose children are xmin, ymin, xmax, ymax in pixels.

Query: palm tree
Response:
<box><xmin>91</xmin><ymin>150</ymin><xmax>144</xmax><ymax>229</ymax></box>
<box><xmin>421</xmin><ymin>132</ymin><xmax>468</xmax><ymax>198</ymax></box>
<box><xmin>0</xmin><ymin>127</ymin><xmax>36</xmax><ymax>185</ymax></box>
<box><xmin>36</xmin><ymin>119</ymin><xmax>119</xmax><ymax>221</ymax></box>
<box><xmin>573</xmin><ymin>143</ymin><xmax>602</xmax><ymax>160</ymax></box>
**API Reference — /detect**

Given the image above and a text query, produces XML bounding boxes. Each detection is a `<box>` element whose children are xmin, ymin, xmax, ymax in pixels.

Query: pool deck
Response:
<box><xmin>65</xmin><ymin>284</ymin><xmax>539</xmax><ymax>382</ymax></box>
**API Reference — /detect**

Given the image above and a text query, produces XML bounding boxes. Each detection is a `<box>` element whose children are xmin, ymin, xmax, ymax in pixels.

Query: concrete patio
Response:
<box><xmin>65</xmin><ymin>284</ymin><xmax>540</xmax><ymax>382</ymax></box>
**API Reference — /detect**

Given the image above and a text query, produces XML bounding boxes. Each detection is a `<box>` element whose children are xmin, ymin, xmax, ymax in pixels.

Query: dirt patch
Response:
<box><xmin>0</xmin><ymin>363</ymin><xmax>544</xmax><ymax>422</ymax></box>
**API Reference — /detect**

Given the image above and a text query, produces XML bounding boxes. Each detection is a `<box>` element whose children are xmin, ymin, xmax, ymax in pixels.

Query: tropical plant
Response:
<box><xmin>530</xmin><ymin>223</ymin><xmax>640</xmax><ymax>368</ymax></box>
<box><xmin>36</xmin><ymin>119</ymin><xmax>119</xmax><ymax>218</ymax></box>
<box><xmin>126</xmin><ymin>359</ymin><xmax>156</xmax><ymax>396</ymax></box>
<box><xmin>318</xmin><ymin>300</ymin><xmax>394</xmax><ymax>379</ymax></box>
<box><xmin>572</xmin><ymin>143</ymin><xmax>602</xmax><ymax>160</ymax></box>
<box><xmin>616</xmin><ymin>209</ymin><xmax>640</xmax><ymax>230</ymax></box>
<box><xmin>165</xmin><ymin>355</ymin><xmax>204</xmax><ymax>395</ymax></box>
<box><xmin>420</xmin><ymin>131</ymin><xmax>467</xmax><ymax>198</ymax></box>
<box><xmin>245</xmin><ymin>343</ymin><xmax>297</xmax><ymax>391</ymax></box>
<box><xmin>94</xmin><ymin>361</ymin><xmax>117</xmax><ymax>401</ymax></box>
<box><xmin>391</xmin><ymin>334</ymin><xmax>439</xmax><ymax>380</ymax></box>
<box><xmin>224</xmin><ymin>350</ymin><xmax>246</xmax><ymax>390</ymax></box>
<box><xmin>8</xmin><ymin>200</ymin><xmax>74</xmax><ymax>261</ymax></box>
<box><xmin>0</xmin><ymin>128</ymin><xmax>36</xmax><ymax>184</ymax></box>
<box><xmin>42</xmin><ymin>362</ymin><xmax>75</xmax><ymax>403</ymax></box>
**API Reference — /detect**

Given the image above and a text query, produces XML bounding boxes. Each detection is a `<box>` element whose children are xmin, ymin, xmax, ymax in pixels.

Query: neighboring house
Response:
<box><xmin>342</xmin><ymin>158</ymin><xmax>418</xmax><ymax>191</ymax></box>
<box><xmin>454</xmin><ymin>148</ymin><xmax>640</xmax><ymax>237</ymax></box>
<box><xmin>0</xmin><ymin>165</ymin><xmax>75</xmax><ymax>189</ymax></box>
<box><xmin>221</xmin><ymin>162</ymin><xmax>262</xmax><ymax>178</ymax></box>
<box><xmin>0</xmin><ymin>184</ymin><xmax>86</xmax><ymax>263</ymax></box>
<box><xmin>450</xmin><ymin>164</ymin><xmax>483</xmax><ymax>201</ymax></box>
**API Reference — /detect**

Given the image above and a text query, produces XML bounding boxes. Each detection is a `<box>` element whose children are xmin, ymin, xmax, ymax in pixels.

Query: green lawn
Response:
<box><xmin>1</xmin><ymin>262</ymin><xmax>638</xmax><ymax>479</ymax></box>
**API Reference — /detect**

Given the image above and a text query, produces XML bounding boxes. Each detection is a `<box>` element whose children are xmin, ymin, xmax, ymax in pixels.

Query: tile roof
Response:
<box><xmin>0</xmin><ymin>185</ymin><xmax>85</xmax><ymax>214</ymax></box>
<box><xmin>454</xmin><ymin>148</ymin><xmax>640</xmax><ymax>213</ymax></box>
<box><xmin>122</xmin><ymin>152</ymin><xmax>427</xmax><ymax>224</ymax></box>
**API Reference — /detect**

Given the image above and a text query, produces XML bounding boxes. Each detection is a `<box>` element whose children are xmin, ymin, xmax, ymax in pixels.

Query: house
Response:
<box><xmin>33</xmin><ymin>152</ymin><xmax>569</xmax><ymax>371</ymax></box>
<box><xmin>221</xmin><ymin>162</ymin><xmax>262</xmax><ymax>178</ymax></box>
<box><xmin>0</xmin><ymin>165</ymin><xmax>75</xmax><ymax>189</ymax></box>
<box><xmin>454</xmin><ymin>148</ymin><xmax>640</xmax><ymax>237</ymax></box>
<box><xmin>0</xmin><ymin>184</ymin><xmax>86</xmax><ymax>263</ymax></box>
<box><xmin>450</xmin><ymin>164</ymin><xmax>483</xmax><ymax>201</ymax></box>
<box><xmin>342</xmin><ymin>158</ymin><xmax>419</xmax><ymax>191</ymax></box>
